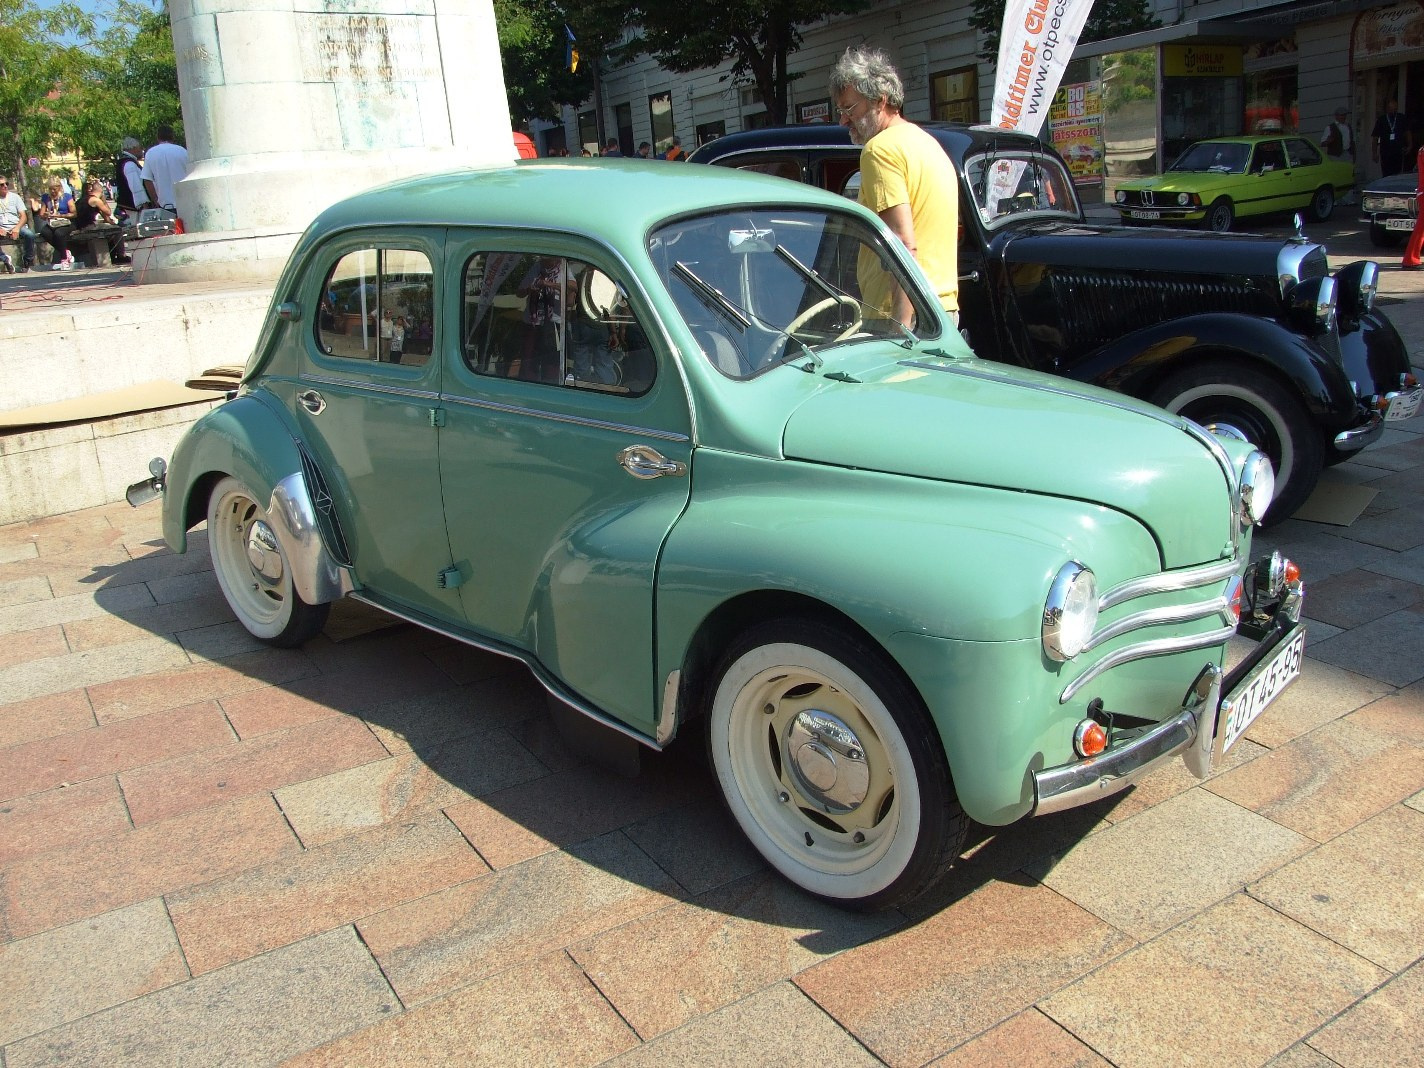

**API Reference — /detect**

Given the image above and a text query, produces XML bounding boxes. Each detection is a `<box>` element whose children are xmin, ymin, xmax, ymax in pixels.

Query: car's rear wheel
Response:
<box><xmin>1150</xmin><ymin>362</ymin><xmax>1322</xmax><ymax>525</ymax></box>
<box><xmin>207</xmin><ymin>475</ymin><xmax>330</xmax><ymax>646</ymax></box>
<box><xmin>1308</xmin><ymin>186</ymin><xmax>1335</xmax><ymax>222</ymax></box>
<box><xmin>1202</xmin><ymin>198</ymin><xmax>1235</xmax><ymax>232</ymax></box>
<box><xmin>706</xmin><ymin>618</ymin><xmax>965</xmax><ymax>910</ymax></box>
<box><xmin>1370</xmin><ymin>220</ymin><xmax>1406</xmax><ymax>248</ymax></box>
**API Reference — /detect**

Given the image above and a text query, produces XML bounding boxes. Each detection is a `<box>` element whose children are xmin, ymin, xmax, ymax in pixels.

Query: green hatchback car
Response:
<box><xmin>1115</xmin><ymin>135</ymin><xmax>1356</xmax><ymax>232</ymax></box>
<box><xmin>132</xmin><ymin>161</ymin><xmax>1305</xmax><ymax>909</ymax></box>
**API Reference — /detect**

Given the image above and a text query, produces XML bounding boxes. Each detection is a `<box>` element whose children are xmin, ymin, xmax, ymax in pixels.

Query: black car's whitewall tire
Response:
<box><xmin>706</xmin><ymin>619</ymin><xmax>965</xmax><ymax>909</ymax></box>
<box><xmin>207</xmin><ymin>475</ymin><xmax>329</xmax><ymax>647</ymax></box>
<box><xmin>1151</xmin><ymin>362</ymin><xmax>1322</xmax><ymax>524</ymax></box>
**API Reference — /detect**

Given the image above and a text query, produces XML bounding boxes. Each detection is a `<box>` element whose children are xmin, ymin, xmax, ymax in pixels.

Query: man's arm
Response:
<box><xmin>143</xmin><ymin>178</ymin><xmax>159</xmax><ymax>206</ymax></box>
<box><xmin>878</xmin><ymin>202</ymin><xmax>917</xmax><ymax>326</ymax></box>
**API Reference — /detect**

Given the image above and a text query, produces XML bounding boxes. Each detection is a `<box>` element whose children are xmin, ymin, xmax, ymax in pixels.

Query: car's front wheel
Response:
<box><xmin>706</xmin><ymin>618</ymin><xmax>966</xmax><ymax>910</ymax></box>
<box><xmin>1308</xmin><ymin>186</ymin><xmax>1335</xmax><ymax>222</ymax></box>
<box><xmin>1202</xmin><ymin>197</ymin><xmax>1235</xmax><ymax>232</ymax></box>
<box><xmin>1150</xmin><ymin>362</ymin><xmax>1323</xmax><ymax>525</ymax></box>
<box><xmin>1370</xmin><ymin>220</ymin><xmax>1406</xmax><ymax>248</ymax></box>
<box><xmin>207</xmin><ymin>475</ymin><xmax>330</xmax><ymax>646</ymax></box>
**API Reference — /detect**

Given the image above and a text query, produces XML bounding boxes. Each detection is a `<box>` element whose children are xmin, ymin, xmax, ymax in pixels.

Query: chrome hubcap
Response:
<box><xmin>244</xmin><ymin>519</ymin><xmax>284</xmax><ymax>584</ymax></box>
<box><xmin>785</xmin><ymin>708</ymin><xmax>869</xmax><ymax>813</ymax></box>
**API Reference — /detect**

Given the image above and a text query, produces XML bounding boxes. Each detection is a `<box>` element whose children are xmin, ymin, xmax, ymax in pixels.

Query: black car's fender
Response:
<box><xmin>1058</xmin><ymin>312</ymin><xmax>1364</xmax><ymax>431</ymax></box>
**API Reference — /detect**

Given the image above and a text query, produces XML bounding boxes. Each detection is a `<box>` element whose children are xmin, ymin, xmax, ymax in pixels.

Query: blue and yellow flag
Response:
<box><xmin>566</xmin><ymin>25</ymin><xmax>579</xmax><ymax>73</ymax></box>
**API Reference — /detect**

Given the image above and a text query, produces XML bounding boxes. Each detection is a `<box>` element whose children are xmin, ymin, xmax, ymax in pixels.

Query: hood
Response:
<box><xmin>1120</xmin><ymin>171</ymin><xmax>1237</xmax><ymax>195</ymax></box>
<box><xmin>994</xmin><ymin>222</ymin><xmax>1328</xmax><ymax>283</ymax></box>
<box><xmin>782</xmin><ymin>354</ymin><xmax>1238</xmax><ymax>569</ymax></box>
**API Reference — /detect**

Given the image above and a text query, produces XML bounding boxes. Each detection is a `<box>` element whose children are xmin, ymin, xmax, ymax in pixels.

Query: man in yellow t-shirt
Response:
<box><xmin>830</xmin><ymin>47</ymin><xmax>960</xmax><ymax>326</ymax></box>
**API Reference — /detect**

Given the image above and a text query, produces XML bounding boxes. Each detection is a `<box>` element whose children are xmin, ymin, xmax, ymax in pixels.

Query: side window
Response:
<box><xmin>1286</xmin><ymin>139</ymin><xmax>1322</xmax><ymax>167</ymax></box>
<box><xmin>317</xmin><ymin>248</ymin><xmax>433</xmax><ymax>367</ymax></box>
<box><xmin>460</xmin><ymin>253</ymin><xmax>655</xmax><ymax>396</ymax></box>
<box><xmin>1252</xmin><ymin>141</ymin><xmax>1285</xmax><ymax>173</ymax></box>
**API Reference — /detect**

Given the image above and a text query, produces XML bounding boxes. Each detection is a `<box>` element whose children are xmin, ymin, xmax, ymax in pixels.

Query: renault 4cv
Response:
<box><xmin>131</xmin><ymin>160</ymin><xmax>1305</xmax><ymax>909</ymax></box>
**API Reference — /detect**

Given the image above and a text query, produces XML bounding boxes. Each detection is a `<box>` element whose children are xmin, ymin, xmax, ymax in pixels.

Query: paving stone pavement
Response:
<box><xmin>2</xmin><ymin>216</ymin><xmax>1423</xmax><ymax>1067</ymax></box>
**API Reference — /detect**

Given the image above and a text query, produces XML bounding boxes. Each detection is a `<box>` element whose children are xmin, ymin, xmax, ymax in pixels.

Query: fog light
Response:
<box><xmin>1074</xmin><ymin>719</ymin><xmax>1108</xmax><ymax>757</ymax></box>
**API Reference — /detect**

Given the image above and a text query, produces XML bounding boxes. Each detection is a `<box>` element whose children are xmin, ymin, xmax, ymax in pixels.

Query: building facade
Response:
<box><xmin>537</xmin><ymin>0</ymin><xmax>1414</xmax><ymax>202</ymax></box>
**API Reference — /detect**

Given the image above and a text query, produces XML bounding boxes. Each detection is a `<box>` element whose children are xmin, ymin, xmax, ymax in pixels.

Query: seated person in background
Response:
<box><xmin>0</xmin><ymin>175</ymin><xmax>37</xmax><ymax>271</ymax></box>
<box><xmin>72</xmin><ymin>178</ymin><xmax>132</xmax><ymax>265</ymax></box>
<box><xmin>38</xmin><ymin>178</ymin><xmax>77</xmax><ymax>269</ymax></box>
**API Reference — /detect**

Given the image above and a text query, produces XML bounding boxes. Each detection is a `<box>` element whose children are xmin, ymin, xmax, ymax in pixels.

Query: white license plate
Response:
<box><xmin>1218</xmin><ymin>628</ymin><xmax>1305</xmax><ymax>753</ymax></box>
<box><xmin>1385</xmin><ymin>217</ymin><xmax>1414</xmax><ymax>231</ymax></box>
<box><xmin>1386</xmin><ymin>389</ymin><xmax>1422</xmax><ymax>422</ymax></box>
<box><xmin>1128</xmin><ymin>210</ymin><xmax>1161</xmax><ymax>220</ymax></box>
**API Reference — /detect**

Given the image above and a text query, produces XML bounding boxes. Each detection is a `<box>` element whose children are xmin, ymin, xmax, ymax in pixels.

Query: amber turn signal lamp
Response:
<box><xmin>1074</xmin><ymin>719</ymin><xmax>1108</xmax><ymax>758</ymax></box>
<box><xmin>1283</xmin><ymin>558</ymin><xmax>1300</xmax><ymax>585</ymax></box>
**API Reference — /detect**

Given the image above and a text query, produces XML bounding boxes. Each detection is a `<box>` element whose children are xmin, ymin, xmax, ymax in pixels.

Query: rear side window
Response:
<box><xmin>1286</xmin><ymin>139</ymin><xmax>1322</xmax><ymax>168</ymax></box>
<box><xmin>317</xmin><ymin>248</ymin><xmax>434</xmax><ymax>367</ymax></box>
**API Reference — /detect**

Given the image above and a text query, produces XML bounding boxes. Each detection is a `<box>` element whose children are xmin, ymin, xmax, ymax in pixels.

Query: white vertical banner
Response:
<box><xmin>991</xmin><ymin>0</ymin><xmax>1096</xmax><ymax>133</ymax></box>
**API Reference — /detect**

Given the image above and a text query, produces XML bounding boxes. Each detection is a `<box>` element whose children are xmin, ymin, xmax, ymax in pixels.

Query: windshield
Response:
<box><xmin>1169</xmin><ymin>142</ymin><xmax>1249</xmax><ymax>174</ymax></box>
<box><xmin>963</xmin><ymin>151</ymin><xmax>1079</xmax><ymax>229</ymax></box>
<box><xmin>647</xmin><ymin>207</ymin><xmax>940</xmax><ymax>379</ymax></box>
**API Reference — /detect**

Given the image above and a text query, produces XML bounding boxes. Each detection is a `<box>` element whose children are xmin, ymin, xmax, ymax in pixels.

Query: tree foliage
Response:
<box><xmin>495</xmin><ymin>0</ymin><xmax>600</xmax><ymax>124</ymax></box>
<box><xmin>0</xmin><ymin>0</ymin><xmax>181</xmax><ymax>194</ymax></box>
<box><xmin>968</xmin><ymin>0</ymin><xmax>1159</xmax><ymax>64</ymax></box>
<box><xmin>562</xmin><ymin>0</ymin><xmax>870</xmax><ymax>126</ymax></box>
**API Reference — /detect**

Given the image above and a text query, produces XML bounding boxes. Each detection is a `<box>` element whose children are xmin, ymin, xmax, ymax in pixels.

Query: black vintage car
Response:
<box><xmin>1360</xmin><ymin>171</ymin><xmax>1416</xmax><ymax>247</ymax></box>
<box><xmin>689</xmin><ymin>124</ymin><xmax>1421</xmax><ymax>521</ymax></box>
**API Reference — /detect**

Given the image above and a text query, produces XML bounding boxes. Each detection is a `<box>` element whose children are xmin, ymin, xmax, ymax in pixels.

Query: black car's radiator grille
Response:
<box><xmin>1043</xmin><ymin>270</ymin><xmax>1273</xmax><ymax>355</ymax></box>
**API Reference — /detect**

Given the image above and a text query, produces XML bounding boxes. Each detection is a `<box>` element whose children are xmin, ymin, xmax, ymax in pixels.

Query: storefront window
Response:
<box><xmin>1161</xmin><ymin>45</ymin><xmax>1244</xmax><ymax>165</ymax></box>
<box><xmin>578</xmin><ymin>110</ymin><xmax>598</xmax><ymax>156</ymax></box>
<box><xmin>1099</xmin><ymin>48</ymin><xmax>1159</xmax><ymax>181</ymax></box>
<box><xmin>931</xmin><ymin>67</ymin><xmax>978</xmax><ymax>123</ymax></box>
<box><xmin>1243</xmin><ymin>68</ymin><xmax>1298</xmax><ymax>139</ymax></box>
<box><xmin>649</xmin><ymin>91</ymin><xmax>675</xmax><ymax>156</ymax></box>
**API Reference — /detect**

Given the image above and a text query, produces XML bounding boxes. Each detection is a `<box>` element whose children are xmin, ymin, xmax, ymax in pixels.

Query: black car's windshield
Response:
<box><xmin>963</xmin><ymin>151</ymin><xmax>1079</xmax><ymax>229</ymax></box>
<box><xmin>1169</xmin><ymin>142</ymin><xmax>1249</xmax><ymax>174</ymax></box>
<box><xmin>648</xmin><ymin>207</ymin><xmax>937</xmax><ymax>379</ymax></box>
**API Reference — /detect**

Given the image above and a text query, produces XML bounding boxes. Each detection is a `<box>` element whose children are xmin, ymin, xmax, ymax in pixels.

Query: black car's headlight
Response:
<box><xmin>1333</xmin><ymin>259</ymin><xmax>1378</xmax><ymax>319</ymax></box>
<box><xmin>1287</xmin><ymin>275</ymin><xmax>1337</xmax><ymax>334</ymax></box>
<box><xmin>1043</xmin><ymin>562</ymin><xmax>1098</xmax><ymax>662</ymax></box>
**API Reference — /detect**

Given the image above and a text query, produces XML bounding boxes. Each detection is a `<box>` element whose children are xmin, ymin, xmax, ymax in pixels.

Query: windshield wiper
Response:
<box><xmin>672</xmin><ymin>261</ymin><xmax>751</xmax><ymax>329</ymax></box>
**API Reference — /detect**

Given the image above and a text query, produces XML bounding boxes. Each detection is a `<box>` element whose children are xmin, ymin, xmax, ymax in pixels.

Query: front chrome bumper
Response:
<box><xmin>1032</xmin><ymin>554</ymin><xmax>1304</xmax><ymax>817</ymax></box>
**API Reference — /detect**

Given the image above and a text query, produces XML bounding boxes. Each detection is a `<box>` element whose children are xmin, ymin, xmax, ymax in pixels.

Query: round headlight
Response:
<box><xmin>1043</xmin><ymin>562</ymin><xmax>1098</xmax><ymax>662</ymax></box>
<box><xmin>1177</xmin><ymin>192</ymin><xmax>1190</xmax><ymax>206</ymax></box>
<box><xmin>1115</xmin><ymin>190</ymin><xmax>1126</xmax><ymax>203</ymax></box>
<box><xmin>1239</xmin><ymin>450</ymin><xmax>1276</xmax><ymax>526</ymax></box>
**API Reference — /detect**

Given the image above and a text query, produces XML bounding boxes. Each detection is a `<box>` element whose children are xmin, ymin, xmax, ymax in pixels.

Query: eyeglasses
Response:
<box><xmin>834</xmin><ymin>100</ymin><xmax>866</xmax><ymax>119</ymax></box>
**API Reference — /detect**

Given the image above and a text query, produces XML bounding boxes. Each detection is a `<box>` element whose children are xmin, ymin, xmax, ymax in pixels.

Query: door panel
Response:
<box><xmin>437</xmin><ymin>238</ymin><xmax>693</xmax><ymax>733</ymax></box>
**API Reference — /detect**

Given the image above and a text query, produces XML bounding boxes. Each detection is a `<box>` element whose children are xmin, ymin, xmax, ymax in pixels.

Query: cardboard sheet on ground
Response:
<box><xmin>0</xmin><ymin>380</ymin><xmax>218</xmax><ymax>431</ymax></box>
<box><xmin>1290</xmin><ymin>470</ymin><xmax>1378</xmax><ymax>526</ymax></box>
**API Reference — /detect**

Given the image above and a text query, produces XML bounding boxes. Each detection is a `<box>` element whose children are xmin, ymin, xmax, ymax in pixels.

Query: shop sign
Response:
<box><xmin>799</xmin><ymin>100</ymin><xmax>831</xmax><ymax>124</ymax></box>
<box><xmin>1352</xmin><ymin>1</ymin><xmax>1424</xmax><ymax>64</ymax></box>
<box><xmin>1163</xmin><ymin>45</ymin><xmax>1243</xmax><ymax>76</ymax></box>
<box><xmin>1050</xmin><ymin>81</ymin><xmax>1105</xmax><ymax>185</ymax></box>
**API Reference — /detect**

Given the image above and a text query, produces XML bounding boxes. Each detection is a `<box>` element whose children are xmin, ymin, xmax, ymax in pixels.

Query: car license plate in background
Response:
<box><xmin>1129</xmin><ymin>210</ymin><xmax>1161</xmax><ymax>220</ymax></box>
<box><xmin>1386</xmin><ymin>217</ymin><xmax>1414</xmax><ymax>231</ymax></box>
<box><xmin>1218</xmin><ymin>628</ymin><xmax>1305</xmax><ymax>753</ymax></box>
<box><xmin>1386</xmin><ymin>389</ymin><xmax>1422</xmax><ymax>422</ymax></box>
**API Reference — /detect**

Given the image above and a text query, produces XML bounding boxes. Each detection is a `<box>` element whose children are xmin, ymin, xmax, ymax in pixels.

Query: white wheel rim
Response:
<box><xmin>209</xmin><ymin>482</ymin><xmax>295</xmax><ymax>638</ymax></box>
<box><xmin>710</xmin><ymin>642</ymin><xmax>921</xmax><ymax>899</ymax></box>
<box><xmin>1162</xmin><ymin>382</ymin><xmax>1294</xmax><ymax>489</ymax></box>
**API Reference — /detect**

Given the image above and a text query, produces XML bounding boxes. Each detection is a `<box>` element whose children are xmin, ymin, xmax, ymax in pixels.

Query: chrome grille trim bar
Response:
<box><xmin>1061</xmin><ymin>624</ymin><xmax>1238</xmax><ymax>704</ymax></box>
<box><xmin>1098</xmin><ymin>558</ymin><xmax>1239</xmax><ymax>611</ymax></box>
<box><xmin>1083</xmin><ymin>594</ymin><xmax>1236</xmax><ymax>653</ymax></box>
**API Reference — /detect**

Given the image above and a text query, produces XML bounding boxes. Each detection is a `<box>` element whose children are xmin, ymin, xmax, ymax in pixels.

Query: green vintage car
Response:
<box><xmin>132</xmin><ymin>161</ymin><xmax>1305</xmax><ymax>909</ymax></box>
<box><xmin>1115</xmin><ymin>136</ymin><xmax>1356</xmax><ymax>232</ymax></box>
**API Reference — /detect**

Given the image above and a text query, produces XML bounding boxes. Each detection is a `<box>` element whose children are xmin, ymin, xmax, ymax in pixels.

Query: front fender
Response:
<box><xmin>1070</xmin><ymin>314</ymin><xmax>1361</xmax><ymax>429</ymax></box>
<box><xmin>1339</xmin><ymin>306</ymin><xmax>1413</xmax><ymax>400</ymax></box>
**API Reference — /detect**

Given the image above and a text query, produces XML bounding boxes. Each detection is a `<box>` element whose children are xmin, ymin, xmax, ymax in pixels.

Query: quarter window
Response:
<box><xmin>317</xmin><ymin>248</ymin><xmax>433</xmax><ymax>366</ymax></box>
<box><xmin>460</xmin><ymin>253</ymin><xmax>655</xmax><ymax>396</ymax></box>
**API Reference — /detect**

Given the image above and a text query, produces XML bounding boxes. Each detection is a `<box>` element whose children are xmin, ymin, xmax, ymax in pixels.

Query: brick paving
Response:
<box><xmin>1</xmin><ymin>217</ymin><xmax>1423</xmax><ymax>1066</ymax></box>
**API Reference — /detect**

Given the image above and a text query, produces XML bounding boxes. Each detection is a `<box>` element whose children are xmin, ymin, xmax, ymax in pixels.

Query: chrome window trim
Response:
<box><xmin>1060</xmin><ymin>624</ymin><xmax>1237</xmax><ymax>704</ymax></box>
<box><xmin>298</xmin><ymin>372</ymin><xmax>441</xmax><ymax>402</ymax></box>
<box><xmin>1098</xmin><ymin>557</ymin><xmax>1239</xmax><ymax>610</ymax></box>
<box><xmin>440</xmin><ymin>393</ymin><xmax>690</xmax><ymax>442</ymax></box>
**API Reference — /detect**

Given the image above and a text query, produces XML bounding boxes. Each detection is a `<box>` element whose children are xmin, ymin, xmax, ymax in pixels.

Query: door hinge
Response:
<box><xmin>436</xmin><ymin>566</ymin><xmax>464</xmax><ymax>589</ymax></box>
<box><xmin>429</xmin><ymin>408</ymin><xmax>446</xmax><ymax>428</ymax></box>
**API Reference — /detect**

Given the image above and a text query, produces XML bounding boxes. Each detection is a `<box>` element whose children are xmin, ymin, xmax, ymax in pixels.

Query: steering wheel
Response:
<box><xmin>759</xmin><ymin>295</ymin><xmax>863</xmax><ymax>365</ymax></box>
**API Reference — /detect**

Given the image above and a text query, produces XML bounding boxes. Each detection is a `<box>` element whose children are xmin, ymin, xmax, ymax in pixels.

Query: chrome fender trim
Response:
<box><xmin>267</xmin><ymin>472</ymin><xmax>355</xmax><ymax>606</ymax></box>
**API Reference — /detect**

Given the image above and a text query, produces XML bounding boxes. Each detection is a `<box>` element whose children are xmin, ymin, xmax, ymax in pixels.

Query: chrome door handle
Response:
<box><xmin>618</xmin><ymin>444</ymin><xmax>687</xmax><ymax>479</ymax></box>
<box><xmin>298</xmin><ymin>389</ymin><xmax>326</xmax><ymax>415</ymax></box>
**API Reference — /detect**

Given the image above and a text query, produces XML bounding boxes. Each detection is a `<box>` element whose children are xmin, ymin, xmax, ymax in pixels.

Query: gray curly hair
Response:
<box><xmin>829</xmin><ymin>48</ymin><xmax>904</xmax><ymax>112</ymax></box>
